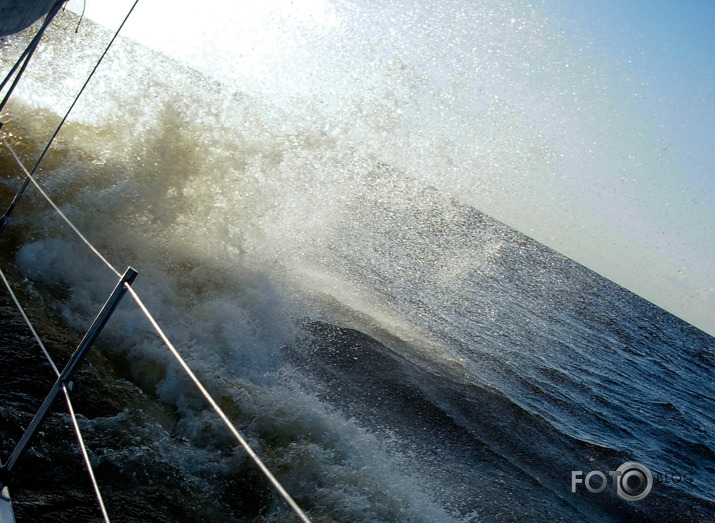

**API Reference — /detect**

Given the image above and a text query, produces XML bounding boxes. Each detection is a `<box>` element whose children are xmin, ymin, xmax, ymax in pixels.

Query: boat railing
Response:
<box><xmin>0</xmin><ymin>3</ymin><xmax>312</xmax><ymax>522</ymax></box>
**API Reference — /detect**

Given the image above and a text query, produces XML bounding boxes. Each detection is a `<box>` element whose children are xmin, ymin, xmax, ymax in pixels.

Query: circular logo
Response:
<box><xmin>615</xmin><ymin>461</ymin><xmax>653</xmax><ymax>501</ymax></box>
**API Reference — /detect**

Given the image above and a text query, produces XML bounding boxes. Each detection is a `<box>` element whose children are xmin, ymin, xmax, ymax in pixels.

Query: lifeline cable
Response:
<box><xmin>126</xmin><ymin>285</ymin><xmax>313</xmax><ymax>523</ymax></box>
<box><xmin>0</xmin><ymin>267</ymin><xmax>111</xmax><ymax>522</ymax></box>
<box><xmin>0</xmin><ymin>134</ymin><xmax>121</xmax><ymax>277</ymax></box>
<box><xmin>0</xmin><ymin>0</ymin><xmax>313</xmax><ymax>517</ymax></box>
<box><xmin>0</xmin><ymin>132</ymin><xmax>313</xmax><ymax>522</ymax></box>
<box><xmin>0</xmin><ymin>0</ymin><xmax>140</xmax><ymax>236</ymax></box>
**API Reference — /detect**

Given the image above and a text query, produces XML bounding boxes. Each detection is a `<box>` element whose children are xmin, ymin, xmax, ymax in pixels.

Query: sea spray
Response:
<box><xmin>0</xmin><ymin>4</ymin><xmax>712</xmax><ymax>522</ymax></box>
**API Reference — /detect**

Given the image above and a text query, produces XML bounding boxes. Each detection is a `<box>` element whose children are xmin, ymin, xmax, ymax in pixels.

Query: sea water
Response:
<box><xmin>0</xmin><ymin>2</ymin><xmax>712</xmax><ymax>521</ymax></box>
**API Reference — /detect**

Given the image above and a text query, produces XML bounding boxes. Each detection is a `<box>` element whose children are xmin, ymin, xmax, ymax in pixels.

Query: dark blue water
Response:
<box><xmin>286</xmin><ymin>179</ymin><xmax>715</xmax><ymax>521</ymax></box>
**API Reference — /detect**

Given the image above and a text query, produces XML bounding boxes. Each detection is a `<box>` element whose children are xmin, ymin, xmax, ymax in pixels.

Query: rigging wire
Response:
<box><xmin>0</xmin><ymin>1</ymin><xmax>314</xmax><ymax>519</ymax></box>
<box><xmin>0</xmin><ymin>0</ymin><xmax>66</xmax><ymax>117</ymax></box>
<box><xmin>0</xmin><ymin>132</ymin><xmax>313</xmax><ymax>522</ymax></box>
<box><xmin>0</xmin><ymin>267</ymin><xmax>111</xmax><ymax>523</ymax></box>
<box><xmin>0</xmin><ymin>134</ymin><xmax>121</xmax><ymax>278</ymax></box>
<box><xmin>61</xmin><ymin>386</ymin><xmax>111</xmax><ymax>523</ymax></box>
<box><xmin>126</xmin><ymin>285</ymin><xmax>313</xmax><ymax>523</ymax></box>
<box><xmin>0</xmin><ymin>0</ymin><xmax>140</xmax><ymax>236</ymax></box>
<box><xmin>73</xmin><ymin>0</ymin><xmax>87</xmax><ymax>33</ymax></box>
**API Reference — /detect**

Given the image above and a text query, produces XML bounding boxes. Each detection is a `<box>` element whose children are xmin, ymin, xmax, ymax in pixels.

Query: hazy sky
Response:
<box><xmin>547</xmin><ymin>0</ymin><xmax>714</xmax><ymax>334</ymax></box>
<box><xmin>64</xmin><ymin>0</ymin><xmax>714</xmax><ymax>336</ymax></box>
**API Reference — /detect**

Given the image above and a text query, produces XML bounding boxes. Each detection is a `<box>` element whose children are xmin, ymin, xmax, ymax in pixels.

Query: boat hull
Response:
<box><xmin>0</xmin><ymin>485</ymin><xmax>14</xmax><ymax>523</ymax></box>
<box><xmin>0</xmin><ymin>0</ymin><xmax>59</xmax><ymax>37</ymax></box>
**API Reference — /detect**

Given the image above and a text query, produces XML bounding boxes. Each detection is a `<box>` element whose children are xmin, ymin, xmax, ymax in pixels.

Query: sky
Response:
<box><xmin>545</xmin><ymin>0</ymin><xmax>714</xmax><ymax>334</ymax></box>
<box><xmin>554</xmin><ymin>0</ymin><xmax>714</xmax><ymax>198</ymax></box>
<box><xmin>62</xmin><ymin>0</ymin><xmax>714</xmax><ymax>336</ymax></box>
